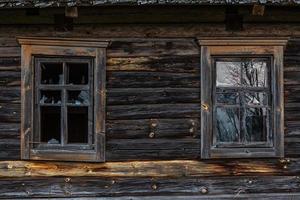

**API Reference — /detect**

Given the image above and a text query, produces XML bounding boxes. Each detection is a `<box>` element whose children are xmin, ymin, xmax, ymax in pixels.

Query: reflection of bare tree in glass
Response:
<box><xmin>216</xmin><ymin>61</ymin><xmax>267</xmax><ymax>142</ymax></box>
<box><xmin>217</xmin><ymin>62</ymin><xmax>240</xmax><ymax>86</ymax></box>
<box><xmin>246</xmin><ymin>108</ymin><xmax>267</xmax><ymax>142</ymax></box>
<box><xmin>243</xmin><ymin>61</ymin><xmax>266</xmax><ymax>141</ymax></box>
<box><xmin>245</xmin><ymin>61</ymin><xmax>266</xmax><ymax>87</ymax></box>
<box><xmin>216</xmin><ymin>108</ymin><xmax>239</xmax><ymax>142</ymax></box>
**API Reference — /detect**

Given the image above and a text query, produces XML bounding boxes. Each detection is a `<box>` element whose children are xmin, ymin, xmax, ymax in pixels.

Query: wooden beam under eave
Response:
<box><xmin>0</xmin><ymin>158</ymin><xmax>297</xmax><ymax>178</ymax></box>
<box><xmin>65</xmin><ymin>6</ymin><xmax>78</xmax><ymax>18</ymax></box>
<box><xmin>252</xmin><ymin>4</ymin><xmax>265</xmax><ymax>16</ymax></box>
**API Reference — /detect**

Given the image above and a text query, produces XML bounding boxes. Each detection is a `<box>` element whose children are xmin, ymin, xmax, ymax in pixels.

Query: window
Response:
<box><xmin>199</xmin><ymin>38</ymin><xmax>288</xmax><ymax>158</ymax></box>
<box><xmin>18</xmin><ymin>37</ymin><xmax>109</xmax><ymax>162</ymax></box>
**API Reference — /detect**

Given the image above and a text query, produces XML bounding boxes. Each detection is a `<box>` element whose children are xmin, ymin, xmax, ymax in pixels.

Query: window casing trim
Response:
<box><xmin>198</xmin><ymin>38</ymin><xmax>288</xmax><ymax>159</ymax></box>
<box><xmin>18</xmin><ymin>37</ymin><xmax>109</xmax><ymax>162</ymax></box>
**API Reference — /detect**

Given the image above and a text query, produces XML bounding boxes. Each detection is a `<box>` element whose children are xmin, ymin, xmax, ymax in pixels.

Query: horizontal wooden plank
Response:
<box><xmin>0</xmin><ymin>87</ymin><xmax>20</xmax><ymax>103</ymax></box>
<box><xmin>0</xmin><ymin>70</ymin><xmax>20</xmax><ymax>87</ymax></box>
<box><xmin>107</xmin><ymin>88</ymin><xmax>200</xmax><ymax>105</ymax></box>
<box><xmin>106</xmin><ymin>148</ymin><xmax>199</xmax><ymax>161</ymax></box>
<box><xmin>0</xmin><ymin>159</ymin><xmax>298</xmax><ymax>178</ymax></box>
<box><xmin>285</xmin><ymin>141</ymin><xmax>300</xmax><ymax>157</ymax></box>
<box><xmin>0</xmin><ymin>47</ymin><xmax>20</xmax><ymax>57</ymax></box>
<box><xmin>284</xmin><ymin>71</ymin><xmax>300</xmax><ymax>85</ymax></box>
<box><xmin>0</xmin><ymin>123</ymin><xmax>20</xmax><ymax>139</ymax></box>
<box><xmin>285</xmin><ymin>107</ymin><xmax>300</xmax><ymax>121</ymax></box>
<box><xmin>285</xmin><ymin>86</ymin><xmax>300</xmax><ymax>108</ymax></box>
<box><xmin>14</xmin><ymin>193</ymin><xmax>300</xmax><ymax>200</ymax></box>
<box><xmin>106</xmin><ymin>118</ymin><xmax>199</xmax><ymax>139</ymax></box>
<box><xmin>0</xmin><ymin>38</ymin><xmax>19</xmax><ymax>47</ymax></box>
<box><xmin>0</xmin><ymin>143</ymin><xmax>20</xmax><ymax>160</ymax></box>
<box><xmin>107</xmin><ymin>72</ymin><xmax>199</xmax><ymax>88</ymax></box>
<box><xmin>107</xmin><ymin>139</ymin><xmax>200</xmax><ymax>150</ymax></box>
<box><xmin>106</xmin><ymin>138</ymin><xmax>200</xmax><ymax>160</ymax></box>
<box><xmin>285</xmin><ymin>120</ymin><xmax>300</xmax><ymax>136</ymax></box>
<box><xmin>0</xmin><ymin>57</ymin><xmax>20</xmax><ymax>71</ymax></box>
<box><xmin>107</xmin><ymin>40</ymin><xmax>199</xmax><ymax>58</ymax></box>
<box><xmin>107</xmin><ymin>56</ymin><xmax>199</xmax><ymax>73</ymax></box>
<box><xmin>0</xmin><ymin>176</ymin><xmax>299</xmax><ymax>198</ymax></box>
<box><xmin>107</xmin><ymin>103</ymin><xmax>200</xmax><ymax>120</ymax></box>
<box><xmin>0</xmin><ymin>103</ymin><xmax>20</xmax><ymax>123</ymax></box>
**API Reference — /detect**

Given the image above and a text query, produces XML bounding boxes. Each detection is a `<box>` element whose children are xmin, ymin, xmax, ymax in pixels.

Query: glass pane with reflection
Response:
<box><xmin>216</xmin><ymin>61</ymin><xmax>241</xmax><ymax>87</ymax></box>
<box><xmin>245</xmin><ymin>108</ymin><xmax>268</xmax><ymax>142</ymax></box>
<box><xmin>216</xmin><ymin>93</ymin><xmax>239</xmax><ymax>105</ymax></box>
<box><xmin>216</xmin><ymin>107</ymin><xmax>240</xmax><ymax>142</ymax></box>
<box><xmin>242</xmin><ymin>61</ymin><xmax>267</xmax><ymax>87</ymax></box>
<box><xmin>245</xmin><ymin>92</ymin><xmax>268</xmax><ymax>106</ymax></box>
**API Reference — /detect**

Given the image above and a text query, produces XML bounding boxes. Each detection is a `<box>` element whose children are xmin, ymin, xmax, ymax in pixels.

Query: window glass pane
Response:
<box><xmin>68</xmin><ymin>90</ymin><xmax>89</xmax><ymax>105</ymax></box>
<box><xmin>67</xmin><ymin>63</ymin><xmax>89</xmax><ymax>85</ymax></box>
<box><xmin>40</xmin><ymin>90</ymin><xmax>61</xmax><ymax>105</ymax></box>
<box><xmin>245</xmin><ymin>92</ymin><xmax>268</xmax><ymax>106</ymax></box>
<box><xmin>67</xmin><ymin>107</ymin><xmax>88</xmax><ymax>143</ymax></box>
<box><xmin>216</xmin><ymin>107</ymin><xmax>240</xmax><ymax>142</ymax></box>
<box><xmin>216</xmin><ymin>93</ymin><xmax>239</xmax><ymax>104</ymax></box>
<box><xmin>242</xmin><ymin>61</ymin><xmax>267</xmax><ymax>87</ymax></box>
<box><xmin>216</xmin><ymin>61</ymin><xmax>241</xmax><ymax>87</ymax></box>
<box><xmin>245</xmin><ymin>108</ymin><xmax>268</xmax><ymax>142</ymax></box>
<box><xmin>41</xmin><ymin>106</ymin><xmax>61</xmax><ymax>144</ymax></box>
<box><xmin>41</xmin><ymin>63</ymin><xmax>63</xmax><ymax>84</ymax></box>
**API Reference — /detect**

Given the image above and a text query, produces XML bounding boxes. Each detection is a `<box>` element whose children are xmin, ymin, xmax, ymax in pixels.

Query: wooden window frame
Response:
<box><xmin>34</xmin><ymin>57</ymin><xmax>94</xmax><ymax>150</ymax></box>
<box><xmin>18</xmin><ymin>37</ymin><xmax>109</xmax><ymax>162</ymax></box>
<box><xmin>198</xmin><ymin>38</ymin><xmax>288</xmax><ymax>159</ymax></box>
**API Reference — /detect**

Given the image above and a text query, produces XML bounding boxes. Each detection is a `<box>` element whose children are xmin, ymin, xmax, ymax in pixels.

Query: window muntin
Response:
<box><xmin>199</xmin><ymin>39</ymin><xmax>287</xmax><ymax>158</ymax></box>
<box><xmin>34</xmin><ymin>57</ymin><xmax>93</xmax><ymax>149</ymax></box>
<box><xmin>18</xmin><ymin>37</ymin><xmax>108</xmax><ymax>162</ymax></box>
<box><xmin>213</xmin><ymin>58</ymin><xmax>272</xmax><ymax>148</ymax></box>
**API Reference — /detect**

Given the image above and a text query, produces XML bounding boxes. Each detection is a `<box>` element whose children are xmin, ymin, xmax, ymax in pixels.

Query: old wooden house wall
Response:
<box><xmin>0</xmin><ymin>6</ymin><xmax>299</xmax><ymax>199</ymax></box>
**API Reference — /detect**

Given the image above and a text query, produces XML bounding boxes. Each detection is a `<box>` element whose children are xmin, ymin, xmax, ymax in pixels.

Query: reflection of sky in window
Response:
<box><xmin>216</xmin><ymin>62</ymin><xmax>241</xmax><ymax>87</ymax></box>
<box><xmin>216</xmin><ymin>61</ymin><xmax>267</xmax><ymax>87</ymax></box>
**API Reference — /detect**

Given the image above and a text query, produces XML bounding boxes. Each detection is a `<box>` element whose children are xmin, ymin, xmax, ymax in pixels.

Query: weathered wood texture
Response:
<box><xmin>0</xmin><ymin>175</ymin><xmax>299</xmax><ymax>199</ymax></box>
<box><xmin>106</xmin><ymin>39</ymin><xmax>201</xmax><ymax>160</ymax></box>
<box><xmin>1</xmin><ymin>37</ymin><xmax>300</xmax><ymax>160</ymax></box>
<box><xmin>284</xmin><ymin>39</ymin><xmax>300</xmax><ymax>158</ymax></box>
<box><xmin>0</xmin><ymin>159</ymin><xmax>297</xmax><ymax>178</ymax></box>
<box><xmin>0</xmin><ymin>0</ymin><xmax>300</xmax><ymax>9</ymax></box>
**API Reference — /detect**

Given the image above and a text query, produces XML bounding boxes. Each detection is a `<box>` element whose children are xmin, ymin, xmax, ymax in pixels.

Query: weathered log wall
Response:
<box><xmin>0</xmin><ymin>6</ymin><xmax>299</xmax><ymax>199</ymax></box>
<box><xmin>0</xmin><ymin>37</ymin><xmax>300</xmax><ymax>160</ymax></box>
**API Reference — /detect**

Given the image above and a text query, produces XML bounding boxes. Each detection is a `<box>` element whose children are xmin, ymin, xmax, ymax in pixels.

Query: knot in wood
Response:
<box><xmin>200</xmin><ymin>187</ymin><xmax>208</xmax><ymax>194</ymax></box>
<box><xmin>7</xmin><ymin>164</ymin><xmax>13</xmax><ymax>169</ymax></box>
<box><xmin>25</xmin><ymin>171</ymin><xmax>31</xmax><ymax>176</ymax></box>
<box><xmin>190</xmin><ymin>120</ymin><xmax>195</xmax><ymax>126</ymax></box>
<box><xmin>149</xmin><ymin>132</ymin><xmax>155</xmax><ymax>138</ymax></box>
<box><xmin>65</xmin><ymin>177</ymin><xmax>71</xmax><ymax>183</ymax></box>
<box><xmin>151</xmin><ymin>184</ymin><xmax>158</xmax><ymax>190</ymax></box>
<box><xmin>151</xmin><ymin>123</ymin><xmax>157</xmax><ymax>128</ymax></box>
<box><xmin>189</xmin><ymin>128</ymin><xmax>194</xmax><ymax>133</ymax></box>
